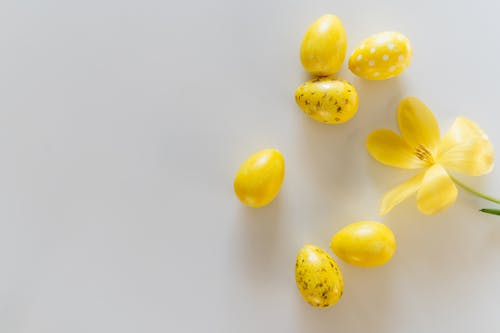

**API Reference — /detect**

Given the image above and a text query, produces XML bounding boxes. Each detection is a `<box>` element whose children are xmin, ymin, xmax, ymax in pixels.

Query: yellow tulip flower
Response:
<box><xmin>367</xmin><ymin>97</ymin><xmax>495</xmax><ymax>215</ymax></box>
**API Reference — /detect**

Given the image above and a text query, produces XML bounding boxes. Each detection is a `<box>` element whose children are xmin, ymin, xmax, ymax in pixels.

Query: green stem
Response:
<box><xmin>480</xmin><ymin>208</ymin><xmax>500</xmax><ymax>216</ymax></box>
<box><xmin>450</xmin><ymin>175</ymin><xmax>500</xmax><ymax>205</ymax></box>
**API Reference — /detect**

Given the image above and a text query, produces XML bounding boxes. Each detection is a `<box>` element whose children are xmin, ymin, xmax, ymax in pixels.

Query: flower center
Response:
<box><xmin>414</xmin><ymin>144</ymin><xmax>435</xmax><ymax>165</ymax></box>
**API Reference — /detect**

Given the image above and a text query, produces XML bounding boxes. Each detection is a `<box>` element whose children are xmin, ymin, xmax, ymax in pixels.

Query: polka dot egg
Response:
<box><xmin>348</xmin><ymin>31</ymin><xmax>412</xmax><ymax>80</ymax></box>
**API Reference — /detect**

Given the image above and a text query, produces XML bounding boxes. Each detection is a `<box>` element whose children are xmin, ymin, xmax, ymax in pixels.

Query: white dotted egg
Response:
<box><xmin>348</xmin><ymin>31</ymin><xmax>412</xmax><ymax>80</ymax></box>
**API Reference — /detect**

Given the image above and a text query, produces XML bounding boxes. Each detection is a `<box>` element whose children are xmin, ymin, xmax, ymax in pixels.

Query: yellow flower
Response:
<box><xmin>367</xmin><ymin>97</ymin><xmax>495</xmax><ymax>215</ymax></box>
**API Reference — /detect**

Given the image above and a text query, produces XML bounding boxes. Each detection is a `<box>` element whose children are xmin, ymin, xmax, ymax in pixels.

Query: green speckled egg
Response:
<box><xmin>295</xmin><ymin>244</ymin><xmax>344</xmax><ymax>308</ymax></box>
<box><xmin>295</xmin><ymin>78</ymin><xmax>359</xmax><ymax>124</ymax></box>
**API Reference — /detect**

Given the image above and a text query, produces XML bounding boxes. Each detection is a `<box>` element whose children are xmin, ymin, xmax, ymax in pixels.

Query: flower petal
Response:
<box><xmin>438</xmin><ymin>139</ymin><xmax>494</xmax><ymax>176</ymax></box>
<box><xmin>440</xmin><ymin>116</ymin><xmax>489</xmax><ymax>144</ymax></box>
<box><xmin>417</xmin><ymin>164</ymin><xmax>457</xmax><ymax>214</ymax></box>
<box><xmin>379</xmin><ymin>170</ymin><xmax>426</xmax><ymax>215</ymax></box>
<box><xmin>437</xmin><ymin>117</ymin><xmax>495</xmax><ymax>176</ymax></box>
<box><xmin>398</xmin><ymin>97</ymin><xmax>441</xmax><ymax>153</ymax></box>
<box><xmin>367</xmin><ymin>129</ymin><xmax>427</xmax><ymax>169</ymax></box>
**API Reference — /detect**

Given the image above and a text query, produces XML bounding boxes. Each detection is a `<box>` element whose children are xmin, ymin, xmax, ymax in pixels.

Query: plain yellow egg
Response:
<box><xmin>349</xmin><ymin>31</ymin><xmax>412</xmax><ymax>80</ymax></box>
<box><xmin>295</xmin><ymin>77</ymin><xmax>359</xmax><ymax>124</ymax></box>
<box><xmin>330</xmin><ymin>221</ymin><xmax>396</xmax><ymax>267</ymax></box>
<box><xmin>295</xmin><ymin>244</ymin><xmax>344</xmax><ymax>308</ymax></box>
<box><xmin>300</xmin><ymin>14</ymin><xmax>347</xmax><ymax>76</ymax></box>
<box><xmin>233</xmin><ymin>149</ymin><xmax>285</xmax><ymax>208</ymax></box>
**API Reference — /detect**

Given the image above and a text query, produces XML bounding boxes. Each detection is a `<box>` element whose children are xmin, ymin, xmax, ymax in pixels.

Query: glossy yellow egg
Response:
<box><xmin>348</xmin><ymin>32</ymin><xmax>412</xmax><ymax>80</ymax></box>
<box><xmin>330</xmin><ymin>221</ymin><xmax>396</xmax><ymax>267</ymax></box>
<box><xmin>295</xmin><ymin>77</ymin><xmax>359</xmax><ymax>124</ymax></box>
<box><xmin>295</xmin><ymin>244</ymin><xmax>344</xmax><ymax>308</ymax></box>
<box><xmin>234</xmin><ymin>149</ymin><xmax>285</xmax><ymax>208</ymax></box>
<box><xmin>300</xmin><ymin>14</ymin><xmax>347</xmax><ymax>76</ymax></box>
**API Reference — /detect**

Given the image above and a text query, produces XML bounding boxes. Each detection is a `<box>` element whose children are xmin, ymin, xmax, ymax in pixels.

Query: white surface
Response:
<box><xmin>1</xmin><ymin>0</ymin><xmax>500</xmax><ymax>332</ymax></box>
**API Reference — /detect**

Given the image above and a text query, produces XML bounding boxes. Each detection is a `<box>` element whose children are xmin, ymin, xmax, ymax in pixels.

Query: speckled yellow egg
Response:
<box><xmin>295</xmin><ymin>78</ymin><xmax>358</xmax><ymax>124</ymax></box>
<box><xmin>233</xmin><ymin>149</ymin><xmax>285</xmax><ymax>208</ymax></box>
<box><xmin>295</xmin><ymin>244</ymin><xmax>344</xmax><ymax>308</ymax></box>
<box><xmin>348</xmin><ymin>32</ymin><xmax>412</xmax><ymax>80</ymax></box>
<box><xmin>330</xmin><ymin>221</ymin><xmax>396</xmax><ymax>267</ymax></box>
<box><xmin>300</xmin><ymin>14</ymin><xmax>347</xmax><ymax>76</ymax></box>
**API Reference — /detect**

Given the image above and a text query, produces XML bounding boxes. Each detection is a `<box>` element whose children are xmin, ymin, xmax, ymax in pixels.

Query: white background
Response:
<box><xmin>1</xmin><ymin>0</ymin><xmax>500</xmax><ymax>332</ymax></box>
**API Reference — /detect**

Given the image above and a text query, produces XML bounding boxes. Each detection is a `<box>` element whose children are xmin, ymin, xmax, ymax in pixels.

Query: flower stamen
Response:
<box><xmin>414</xmin><ymin>144</ymin><xmax>434</xmax><ymax>164</ymax></box>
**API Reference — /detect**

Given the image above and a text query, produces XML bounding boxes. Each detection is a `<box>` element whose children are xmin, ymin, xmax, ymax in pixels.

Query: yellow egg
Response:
<box><xmin>300</xmin><ymin>14</ymin><xmax>347</xmax><ymax>76</ymax></box>
<box><xmin>295</xmin><ymin>78</ymin><xmax>359</xmax><ymax>124</ymax></box>
<box><xmin>295</xmin><ymin>244</ymin><xmax>344</xmax><ymax>308</ymax></box>
<box><xmin>330</xmin><ymin>221</ymin><xmax>396</xmax><ymax>267</ymax></box>
<box><xmin>348</xmin><ymin>32</ymin><xmax>412</xmax><ymax>80</ymax></box>
<box><xmin>233</xmin><ymin>149</ymin><xmax>285</xmax><ymax>208</ymax></box>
